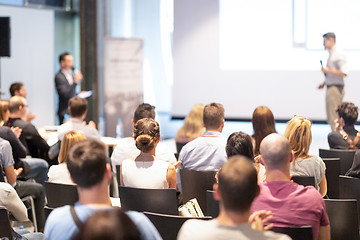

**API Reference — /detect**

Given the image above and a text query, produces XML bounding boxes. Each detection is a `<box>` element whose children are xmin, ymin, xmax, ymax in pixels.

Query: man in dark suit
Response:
<box><xmin>55</xmin><ymin>52</ymin><xmax>83</xmax><ymax>124</ymax></box>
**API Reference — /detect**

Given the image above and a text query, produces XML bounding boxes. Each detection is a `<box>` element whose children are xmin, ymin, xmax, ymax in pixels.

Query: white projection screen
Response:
<box><xmin>172</xmin><ymin>0</ymin><xmax>360</xmax><ymax>122</ymax></box>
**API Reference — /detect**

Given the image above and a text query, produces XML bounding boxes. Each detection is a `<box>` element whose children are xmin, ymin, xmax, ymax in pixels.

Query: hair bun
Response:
<box><xmin>135</xmin><ymin>134</ymin><xmax>155</xmax><ymax>152</ymax></box>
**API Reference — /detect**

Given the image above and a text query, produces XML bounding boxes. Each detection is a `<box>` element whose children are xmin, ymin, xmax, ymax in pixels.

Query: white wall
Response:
<box><xmin>0</xmin><ymin>5</ymin><xmax>54</xmax><ymax>127</ymax></box>
<box><xmin>172</xmin><ymin>0</ymin><xmax>360</xmax><ymax>121</ymax></box>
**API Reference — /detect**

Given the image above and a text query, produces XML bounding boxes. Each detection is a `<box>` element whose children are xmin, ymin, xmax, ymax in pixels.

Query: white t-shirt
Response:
<box><xmin>121</xmin><ymin>159</ymin><xmax>169</xmax><ymax>189</ymax></box>
<box><xmin>290</xmin><ymin>155</ymin><xmax>326</xmax><ymax>189</ymax></box>
<box><xmin>178</xmin><ymin>219</ymin><xmax>291</xmax><ymax>240</ymax></box>
<box><xmin>57</xmin><ymin>118</ymin><xmax>101</xmax><ymax>141</ymax></box>
<box><xmin>47</xmin><ymin>163</ymin><xmax>74</xmax><ymax>185</ymax></box>
<box><xmin>111</xmin><ymin>137</ymin><xmax>176</xmax><ymax>173</ymax></box>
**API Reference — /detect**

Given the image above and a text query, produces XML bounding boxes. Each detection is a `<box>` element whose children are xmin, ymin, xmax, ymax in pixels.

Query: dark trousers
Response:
<box><xmin>14</xmin><ymin>180</ymin><xmax>45</xmax><ymax>231</ymax></box>
<box><xmin>58</xmin><ymin>113</ymin><xmax>64</xmax><ymax>125</ymax></box>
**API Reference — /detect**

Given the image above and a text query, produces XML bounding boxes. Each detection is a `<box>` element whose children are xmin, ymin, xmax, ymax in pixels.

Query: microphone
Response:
<box><xmin>320</xmin><ymin>60</ymin><xmax>327</xmax><ymax>77</ymax></box>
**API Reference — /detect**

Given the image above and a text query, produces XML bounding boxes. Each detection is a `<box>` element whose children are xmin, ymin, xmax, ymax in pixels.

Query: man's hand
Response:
<box><xmin>334</xmin><ymin>118</ymin><xmax>344</xmax><ymax>131</ymax></box>
<box><xmin>74</xmin><ymin>71</ymin><xmax>83</xmax><ymax>84</ymax></box>
<box><xmin>88</xmin><ymin>120</ymin><xmax>96</xmax><ymax>128</ymax></box>
<box><xmin>249</xmin><ymin>210</ymin><xmax>273</xmax><ymax>231</ymax></box>
<box><xmin>14</xmin><ymin>168</ymin><xmax>23</xmax><ymax>177</ymax></box>
<box><xmin>10</xmin><ymin>127</ymin><xmax>22</xmax><ymax>138</ymax></box>
<box><xmin>318</xmin><ymin>81</ymin><xmax>325</xmax><ymax>89</ymax></box>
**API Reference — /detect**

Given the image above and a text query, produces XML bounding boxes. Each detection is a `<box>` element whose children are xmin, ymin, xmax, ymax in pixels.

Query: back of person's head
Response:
<box><xmin>337</xmin><ymin>102</ymin><xmax>358</xmax><ymax>126</ymax></box>
<box><xmin>67</xmin><ymin>139</ymin><xmax>107</xmax><ymax>188</ymax></box>
<box><xmin>58</xmin><ymin>130</ymin><xmax>86</xmax><ymax>164</ymax></box>
<box><xmin>226</xmin><ymin>132</ymin><xmax>254</xmax><ymax>160</ymax></box>
<box><xmin>0</xmin><ymin>100</ymin><xmax>9</xmax><ymax>123</ymax></box>
<box><xmin>8</xmin><ymin>96</ymin><xmax>26</xmax><ymax>114</ymax></box>
<box><xmin>177</xmin><ymin>104</ymin><xmax>205</xmax><ymax>139</ymax></box>
<box><xmin>260</xmin><ymin>133</ymin><xmax>291</xmax><ymax>170</ymax></box>
<box><xmin>323</xmin><ymin>32</ymin><xmax>336</xmax><ymax>41</ymax></box>
<box><xmin>217</xmin><ymin>156</ymin><xmax>258</xmax><ymax>212</ymax></box>
<box><xmin>203</xmin><ymin>102</ymin><xmax>224</xmax><ymax>130</ymax></box>
<box><xmin>68</xmin><ymin>97</ymin><xmax>88</xmax><ymax>118</ymax></box>
<box><xmin>252</xmin><ymin>106</ymin><xmax>276</xmax><ymax>155</ymax></box>
<box><xmin>59</xmin><ymin>52</ymin><xmax>71</xmax><ymax>63</ymax></box>
<box><xmin>133</xmin><ymin>118</ymin><xmax>160</xmax><ymax>153</ymax></box>
<box><xmin>133</xmin><ymin>103</ymin><xmax>155</xmax><ymax>124</ymax></box>
<box><xmin>284</xmin><ymin>116</ymin><xmax>312</xmax><ymax>158</ymax></box>
<box><xmin>9</xmin><ymin>82</ymin><xmax>24</xmax><ymax>97</ymax></box>
<box><xmin>73</xmin><ymin>208</ymin><xmax>141</xmax><ymax>240</ymax></box>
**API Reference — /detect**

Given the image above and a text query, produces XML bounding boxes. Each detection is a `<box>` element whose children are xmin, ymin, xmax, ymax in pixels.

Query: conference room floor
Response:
<box><xmin>159</xmin><ymin>116</ymin><xmax>345</xmax><ymax>156</ymax></box>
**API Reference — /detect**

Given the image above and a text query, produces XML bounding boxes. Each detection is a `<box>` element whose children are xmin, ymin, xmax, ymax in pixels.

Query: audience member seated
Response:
<box><xmin>328</xmin><ymin>102</ymin><xmax>360</xmax><ymax>149</ymax></box>
<box><xmin>226</xmin><ymin>131</ymin><xmax>266</xmax><ymax>183</ymax></box>
<box><xmin>9</xmin><ymin>82</ymin><xmax>36</xmax><ymax>122</ymax></box>
<box><xmin>175</xmin><ymin>104</ymin><xmax>205</xmax><ymax>152</ymax></box>
<box><xmin>57</xmin><ymin>97</ymin><xmax>100</xmax><ymax>141</ymax></box>
<box><xmin>111</xmin><ymin>103</ymin><xmax>176</xmax><ymax>172</ymax></box>
<box><xmin>0</xmin><ymin>99</ymin><xmax>10</xmax><ymax>126</ymax></box>
<box><xmin>48</xmin><ymin>130</ymin><xmax>86</xmax><ymax>184</ymax></box>
<box><xmin>285</xmin><ymin>116</ymin><xmax>327</xmax><ymax>196</ymax></box>
<box><xmin>73</xmin><ymin>208</ymin><xmax>141</xmax><ymax>240</ymax></box>
<box><xmin>0</xmin><ymin>137</ymin><xmax>45</xmax><ymax>232</ymax></box>
<box><xmin>44</xmin><ymin>140</ymin><xmax>162</xmax><ymax>240</ymax></box>
<box><xmin>178</xmin><ymin>156</ymin><xmax>291</xmax><ymax>240</ymax></box>
<box><xmin>0</xmin><ymin>182</ymin><xmax>44</xmax><ymax>240</ymax></box>
<box><xmin>179</xmin><ymin>102</ymin><xmax>227</xmax><ymax>171</ymax></box>
<box><xmin>5</xmin><ymin>96</ymin><xmax>50</xmax><ymax>161</ymax></box>
<box><xmin>252</xmin><ymin>106</ymin><xmax>276</xmax><ymax>156</ymax></box>
<box><xmin>120</xmin><ymin>118</ymin><xmax>181</xmax><ymax>189</ymax></box>
<box><xmin>251</xmin><ymin>133</ymin><xmax>330</xmax><ymax>240</ymax></box>
<box><xmin>0</xmin><ymin>100</ymin><xmax>48</xmax><ymax>184</ymax></box>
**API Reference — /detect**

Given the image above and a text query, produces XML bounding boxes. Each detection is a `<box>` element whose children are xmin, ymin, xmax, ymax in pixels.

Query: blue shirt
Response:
<box><xmin>44</xmin><ymin>202</ymin><xmax>162</xmax><ymax>240</ymax></box>
<box><xmin>179</xmin><ymin>131</ymin><xmax>227</xmax><ymax>171</ymax></box>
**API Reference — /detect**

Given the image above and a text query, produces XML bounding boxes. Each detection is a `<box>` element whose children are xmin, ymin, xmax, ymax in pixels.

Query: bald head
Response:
<box><xmin>260</xmin><ymin>133</ymin><xmax>292</xmax><ymax>170</ymax></box>
<box><xmin>8</xmin><ymin>96</ymin><xmax>26</xmax><ymax>114</ymax></box>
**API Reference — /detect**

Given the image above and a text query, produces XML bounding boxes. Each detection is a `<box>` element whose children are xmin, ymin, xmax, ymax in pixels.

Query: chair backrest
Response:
<box><xmin>176</xmin><ymin>142</ymin><xmax>187</xmax><ymax>154</ymax></box>
<box><xmin>325</xmin><ymin>199</ymin><xmax>359</xmax><ymax>240</ymax></box>
<box><xmin>270</xmin><ymin>226</ymin><xmax>313</xmax><ymax>240</ymax></box>
<box><xmin>319</xmin><ymin>149</ymin><xmax>356</xmax><ymax>175</ymax></box>
<box><xmin>180</xmin><ymin>169</ymin><xmax>217</xmax><ymax>214</ymax></box>
<box><xmin>44</xmin><ymin>181</ymin><xmax>78</xmax><ymax>208</ymax></box>
<box><xmin>339</xmin><ymin>175</ymin><xmax>360</xmax><ymax>225</ymax></box>
<box><xmin>323</xmin><ymin>158</ymin><xmax>340</xmax><ymax>198</ymax></box>
<box><xmin>116</xmin><ymin>165</ymin><xmax>121</xmax><ymax>185</ymax></box>
<box><xmin>119</xmin><ymin>186</ymin><xmax>178</xmax><ymax>215</ymax></box>
<box><xmin>0</xmin><ymin>207</ymin><xmax>14</xmax><ymax>240</ymax></box>
<box><xmin>144</xmin><ymin>211</ymin><xmax>211</xmax><ymax>240</ymax></box>
<box><xmin>291</xmin><ymin>176</ymin><xmax>316</xmax><ymax>187</ymax></box>
<box><xmin>206</xmin><ymin>190</ymin><xmax>219</xmax><ymax>218</ymax></box>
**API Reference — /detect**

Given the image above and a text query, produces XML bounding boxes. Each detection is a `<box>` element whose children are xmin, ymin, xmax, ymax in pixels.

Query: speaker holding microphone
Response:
<box><xmin>0</xmin><ymin>17</ymin><xmax>10</xmax><ymax>57</ymax></box>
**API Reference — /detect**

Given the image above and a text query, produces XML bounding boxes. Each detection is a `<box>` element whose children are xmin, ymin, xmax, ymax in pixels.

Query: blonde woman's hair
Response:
<box><xmin>176</xmin><ymin>104</ymin><xmax>205</xmax><ymax>140</ymax></box>
<box><xmin>58</xmin><ymin>130</ymin><xmax>86</xmax><ymax>164</ymax></box>
<box><xmin>284</xmin><ymin>116</ymin><xmax>312</xmax><ymax>159</ymax></box>
<box><xmin>0</xmin><ymin>100</ymin><xmax>9</xmax><ymax>124</ymax></box>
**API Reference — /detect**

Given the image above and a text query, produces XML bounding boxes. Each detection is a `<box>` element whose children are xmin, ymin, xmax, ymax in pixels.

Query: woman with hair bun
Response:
<box><xmin>120</xmin><ymin>118</ymin><xmax>181</xmax><ymax>189</ymax></box>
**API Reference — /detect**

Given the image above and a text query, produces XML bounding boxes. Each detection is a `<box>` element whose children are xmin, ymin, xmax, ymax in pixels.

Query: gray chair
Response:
<box><xmin>325</xmin><ymin>199</ymin><xmax>359</xmax><ymax>240</ymax></box>
<box><xmin>270</xmin><ymin>226</ymin><xmax>313</xmax><ymax>240</ymax></box>
<box><xmin>44</xmin><ymin>181</ymin><xmax>78</xmax><ymax>208</ymax></box>
<box><xmin>323</xmin><ymin>158</ymin><xmax>340</xmax><ymax>198</ymax></box>
<box><xmin>319</xmin><ymin>149</ymin><xmax>356</xmax><ymax>175</ymax></box>
<box><xmin>206</xmin><ymin>190</ymin><xmax>219</xmax><ymax>218</ymax></box>
<box><xmin>0</xmin><ymin>207</ymin><xmax>14</xmax><ymax>240</ymax></box>
<box><xmin>339</xmin><ymin>175</ymin><xmax>360</xmax><ymax>225</ymax></box>
<box><xmin>180</xmin><ymin>169</ymin><xmax>217</xmax><ymax>214</ymax></box>
<box><xmin>119</xmin><ymin>186</ymin><xmax>178</xmax><ymax>215</ymax></box>
<box><xmin>144</xmin><ymin>211</ymin><xmax>211</xmax><ymax>240</ymax></box>
<box><xmin>291</xmin><ymin>176</ymin><xmax>316</xmax><ymax>187</ymax></box>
